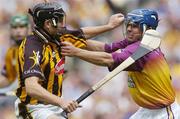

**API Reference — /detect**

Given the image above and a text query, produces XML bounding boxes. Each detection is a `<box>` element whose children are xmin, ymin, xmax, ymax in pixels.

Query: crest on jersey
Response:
<box><xmin>29</xmin><ymin>51</ymin><xmax>41</xmax><ymax>68</ymax></box>
<box><xmin>54</xmin><ymin>58</ymin><xmax>65</xmax><ymax>75</ymax></box>
<box><xmin>128</xmin><ymin>77</ymin><xmax>136</xmax><ymax>88</ymax></box>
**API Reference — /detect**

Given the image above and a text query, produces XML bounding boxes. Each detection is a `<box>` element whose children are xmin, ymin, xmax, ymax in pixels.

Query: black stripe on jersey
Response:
<box><xmin>42</xmin><ymin>53</ymin><xmax>51</xmax><ymax>89</ymax></box>
<box><xmin>52</xmin><ymin>75</ymin><xmax>59</xmax><ymax>95</ymax></box>
<box><xmin>52</xmin><ymin>50</ymin><xmax>59</xmax><ymax>95</ymax></box>
<box><xmin>60</xmin><ymin>83</ymin><xmax>62</xmax><ymax>97</ymax></box>
<box><xmin>24</xmin><ymin>95</ymin><xmax>31</xmax><ymax>104</ymax></box>
<box><xmin>57</xmin><ymin>46</ymin><xmax>62</xmax><ymax>58</ymax></box>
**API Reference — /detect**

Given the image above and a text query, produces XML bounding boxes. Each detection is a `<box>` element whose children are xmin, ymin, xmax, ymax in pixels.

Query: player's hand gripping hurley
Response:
<box><xmin>61</xmin><ymin>29</ymin><xmax>161</xmax><ymax>119</ymax></box>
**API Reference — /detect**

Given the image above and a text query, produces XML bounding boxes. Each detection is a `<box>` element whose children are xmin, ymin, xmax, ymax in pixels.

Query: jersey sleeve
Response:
<box><xmin>60</xmin><ymin>28</ymin><xmax>87</xmax><ymax>48</ymax></box>
<box><xmin>20</xmin><ymin>37</ymin><xmax>44</xmax><ymax>80</ymax></box>
<box><xmin>109</xmin><ymin>41</ymin><xmax>145</xmax><ymax>71</ymax></box>
<box><xmin>104</xmin><ymin>39</ymin><xmax>129</xmax><ymax>53</ymax></box>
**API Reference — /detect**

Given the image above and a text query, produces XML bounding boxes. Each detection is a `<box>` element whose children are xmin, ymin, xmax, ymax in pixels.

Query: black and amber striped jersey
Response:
<box><xmin>1</xmin><ymin>45</ymin><xmax>19</xmax><ymax>83</ymax></box>
<box><xmin>16</xmin><ymin>29</ymin><xmax>86</xmax><ymax>105</ymax></box>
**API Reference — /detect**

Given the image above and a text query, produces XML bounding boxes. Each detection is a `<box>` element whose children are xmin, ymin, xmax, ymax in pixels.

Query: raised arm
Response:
<box><xmin>61</xmin><ymin>41</ymin><xmax>113</xmax><ymax>67</ymax></box>
<box><xmin>81</xmin><ymin>13</ymin><xmax>124</xmax><ymax>39</ymax></box>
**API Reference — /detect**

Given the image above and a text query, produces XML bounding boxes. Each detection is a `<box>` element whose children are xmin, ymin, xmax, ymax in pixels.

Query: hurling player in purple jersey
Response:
<box><xmin>62</xmin><ymin>9</ymin><xmax>180</xmax><ymax>119</ymax></box>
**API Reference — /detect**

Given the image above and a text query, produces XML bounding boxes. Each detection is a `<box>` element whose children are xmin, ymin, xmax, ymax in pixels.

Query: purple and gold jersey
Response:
<box><xmin>1</xmin><ymin>46</ymin><xmax>19</xmax><ymax>83</ymax></box>
<box><xmin>105</xmin><ymin>39</ymin><xmax>175</xmax><ymax>109</ymax></box>
<box><xmin>16</xmin><ymin>29</ymin><xmax>86</xmax><ymax>105</ymax></box>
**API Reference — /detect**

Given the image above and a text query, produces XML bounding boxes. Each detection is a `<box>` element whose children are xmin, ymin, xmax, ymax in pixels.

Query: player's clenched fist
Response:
<box><xmin>61</xmin><ymin>41</ymin><xmax>79</xmax><ymax>57</ymax></box>
<box><xmin>107</xmin><ymin>13</ymin><xmax>125</xmax><ymax>29</ymax></box>
<box><xmin>59</xmin><ymin>99</ymin><xmax>81</xmax><ymax>113</ymax></box>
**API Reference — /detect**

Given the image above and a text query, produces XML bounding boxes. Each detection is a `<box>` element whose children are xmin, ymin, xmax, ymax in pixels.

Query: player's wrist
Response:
<box><xmin>57</xmin><ymin>98</ymin><xmax>65</xmax><ymax>109</ymax></box>
<box><xmin>73</xmin><ymin>48</ymin><xmax>83</xmax><ymax>57</ymax></box>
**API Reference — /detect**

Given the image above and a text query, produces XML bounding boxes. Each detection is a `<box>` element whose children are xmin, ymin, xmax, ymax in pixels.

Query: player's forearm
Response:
<box><xmin>25</xmin><ymin>77</ymin><xmax>62</xmax><ymax>107</ymax></box>
<box><xmin>75</xmin><ymin>49</ymin><xmax>113</xmax><ymax>67</ymax></box>
<box><xmin>86</xmin><ymin>40</ymin><xmax>106</xmax><ymax>51</ymax></box>
<box><xmin>81</xmin><ymin>13</ymin><xmax>124</xmax><ymax>39</ymax></box>
<box><xmin>81</xmin><ymin>24</ymin><xmax>114</xmax><ymax>39</ymax></box>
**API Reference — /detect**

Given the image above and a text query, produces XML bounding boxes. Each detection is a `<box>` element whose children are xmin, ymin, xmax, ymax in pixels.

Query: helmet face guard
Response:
<box><xmin>29</xmin><ymin>2</ymin><xmax>66</xmax><ymax>28</ymax></box>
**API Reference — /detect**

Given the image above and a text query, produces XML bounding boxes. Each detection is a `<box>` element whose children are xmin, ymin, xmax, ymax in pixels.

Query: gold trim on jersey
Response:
<box><xmin>60</xmin><ymin>34</ymin><xmax>87</xmax><ymax>48</ymax></box>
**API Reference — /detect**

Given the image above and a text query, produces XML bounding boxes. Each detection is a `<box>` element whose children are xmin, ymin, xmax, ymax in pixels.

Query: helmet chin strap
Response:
<box><xmin>33</xmin><ymin>26</ymin><xmax>61</xmax><ymax>46</ymax></box>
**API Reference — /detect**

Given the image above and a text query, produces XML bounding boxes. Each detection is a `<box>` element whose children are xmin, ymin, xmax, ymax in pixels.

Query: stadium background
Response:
<box><xmin>0</xmin><ymin>0</ymin><xmax>180</xmax><ymax>119</ymax></box>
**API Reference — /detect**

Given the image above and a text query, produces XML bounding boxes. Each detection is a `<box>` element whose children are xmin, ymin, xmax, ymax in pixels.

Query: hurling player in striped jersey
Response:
<box><xmin>14</xmin><ymin>2</ymin><xmax>123</xmax><ymax>119</ymax></box>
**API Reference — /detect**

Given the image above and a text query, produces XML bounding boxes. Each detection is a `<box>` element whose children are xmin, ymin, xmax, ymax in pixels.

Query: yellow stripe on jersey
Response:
<box><xmin>60</xmin><ymin>34</ymin><xmax>87</xmax><ymax>48</ymax></box>
<box><xmin>19</xmin><ymin>87</ymin><xmax>27</xmax><ymax>102</ymax></box>
<box><xmin>18</xmin><ymin>39</ymin><xmax>25</xmax><ymax>71</ymax></box>
<box><xmin>47</xmin><ymin>45</ymin><xmax>55</xmax><ymax>94</ymax></box>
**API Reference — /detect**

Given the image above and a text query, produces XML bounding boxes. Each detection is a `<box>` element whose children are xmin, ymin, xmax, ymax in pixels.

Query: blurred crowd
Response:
<box><xmin>0</xmin><ymin>0</ymin><xmax>180</xmax><ymax>119</ymax></box>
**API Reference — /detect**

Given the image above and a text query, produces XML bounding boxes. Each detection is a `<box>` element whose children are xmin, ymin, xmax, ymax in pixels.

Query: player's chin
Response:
<box><xmin>127</xmin><ymin>37</ymin><xmax>134</xmax><ymax>42</ymax></box>
<box><xmin>127</xmin><ymin>35</ymin><xmax>133</xmax><ymax>39</ymax></box>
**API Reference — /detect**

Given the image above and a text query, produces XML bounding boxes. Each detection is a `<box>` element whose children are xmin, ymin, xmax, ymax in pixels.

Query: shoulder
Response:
<box><xmin>63</xmin><ymin>28</ymin><xmax>85</xmax><ymax>39</ymax></box>
<box><xmin>26</xmin><ymin>35</ymin><xmax>42</xmax><ymax>44</ymax></box>
<box><xmin>146</xmin><ymin>48</ymin><xmax>164</xmax><ymax>59</ymax></box>
<box><xmin>22</xmin><ymin>35</ymin><xmax>44</xmax><ymax>52</ymax></box>
<box><xmin>24</xmin><ymin>35</ymin><xmax>44</xmax><ymax>47</ymax></box>
<box><xmin>5</xmin><ymin>45</ymin><xmax>17</xmax><ymax>56</ymax></box>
